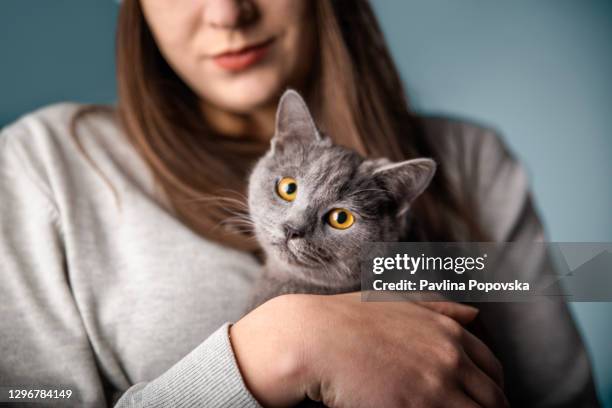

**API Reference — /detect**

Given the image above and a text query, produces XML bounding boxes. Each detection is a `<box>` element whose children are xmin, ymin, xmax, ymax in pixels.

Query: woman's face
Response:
<box><xmin>141</xmin><ymin>0</ymin><xmax>316</xmax><ymax>114</ymax></box>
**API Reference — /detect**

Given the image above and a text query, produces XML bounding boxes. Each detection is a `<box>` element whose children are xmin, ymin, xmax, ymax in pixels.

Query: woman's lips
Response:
<box><xmin>212</xmin><ymin>38</ymin><xmax>274</xmax><ymax>72</ymax></box>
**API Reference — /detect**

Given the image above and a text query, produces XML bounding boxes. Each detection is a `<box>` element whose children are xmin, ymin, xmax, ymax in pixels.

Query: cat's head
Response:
<box><xmin>248</xmin><ymin>90</ymin><xmax>436</xmax><ymax>284</ymax></box>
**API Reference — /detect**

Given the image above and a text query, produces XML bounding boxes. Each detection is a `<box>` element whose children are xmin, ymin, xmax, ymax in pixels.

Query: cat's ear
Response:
<box><xmin>373</xmin><ymin>158</ymin><xmax>437</xmax><ymax>216</ymax></box>
<box><xmin>271</xmin><ymin>89</ymin><xmax>321</xmax><ymax>152</ymax></box>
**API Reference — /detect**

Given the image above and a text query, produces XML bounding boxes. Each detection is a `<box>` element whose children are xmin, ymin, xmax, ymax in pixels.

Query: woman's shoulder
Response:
<box><xmin>418</xmin><ymin>115</ymin><xmax>534</xmax><ymax>241</ymax></box>
<box><xmin>1</xmin><ymin>102</ymin><xmax>121</xmax><ymax>153</ymax></box>
<box><xmin>418</xmin><ymin>115</ymin><xmax>527</xmax><ymax>185</ymax></box>
<box><xmin>419</xmin><ymin>115</ymin><xmax>518</xmax><ymax>167</ymax></box>
<box><xmin>2</xmin><ymin>102</ymin><xmax>123</xmax><ymax>180</ymax></box>
<box><xmin>1</xmin><ymin>102</ymin><xmax>151</xmax><ymax>207</ymax></box>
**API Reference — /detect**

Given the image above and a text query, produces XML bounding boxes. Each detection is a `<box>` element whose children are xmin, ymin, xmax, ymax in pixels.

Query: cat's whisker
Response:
<box><xmin>182</xmin><ymin>194</ymin><xmax>249</xmax><ymax>212</ymax></box>
<box><xmin>214</xmin><ymin>188</ymin><xmax>249</xmax><ymax>202</ymax></box>
<box><xmin>219</xmin><ymin>215</ymin><xmax>256</xmax><ymax>229</ymax></box>
<box><xmin>209</xmin><ymin>215</ymin><xmax>260</xmax><ymax>240</ymax></box>
<box><xmin>219</xmin><ymin>217</ymin><xmax>255</xmax><ymax>229</ymax></box>
<box><xmin>221</xmin><ymin>210</ymin><xmax>253</xmax><ymax>223</ymax></box>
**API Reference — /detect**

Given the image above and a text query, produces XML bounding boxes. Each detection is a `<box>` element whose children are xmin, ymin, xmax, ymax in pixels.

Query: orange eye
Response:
<box><xmin>327</xmin><ymin>208</ymin><xmax>355</xmax><ymax>230</ymax></box>
<box><xmin>277</xmin><ymin>177</ymin><xmax>297</xmax><ymax>201</ymax></box>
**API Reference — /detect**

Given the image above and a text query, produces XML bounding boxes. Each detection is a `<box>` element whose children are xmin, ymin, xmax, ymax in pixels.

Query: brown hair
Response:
<box><xmin>84</xmin><ymin>0</ymin><xmax>485</xmax><ymax>252</ymax></box>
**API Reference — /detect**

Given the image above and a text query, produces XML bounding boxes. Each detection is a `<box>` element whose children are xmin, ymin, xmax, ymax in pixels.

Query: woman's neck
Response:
<box><xmin>200</xmin><ymin>102</ymin><xmax>276</xmax><ymax>143</ymax></box>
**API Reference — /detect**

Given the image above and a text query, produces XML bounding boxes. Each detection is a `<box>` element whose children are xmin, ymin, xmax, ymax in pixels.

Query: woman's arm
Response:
<box><xmin>231</xmin><ymin>293</ymin><xmax>508</xmax><ymax>408</ymax></box>
<box><xmin>0</xmin><ymin>125</ymin><xmax>260</xmax><ymax>407</ymax></box>
<box><xmin>0</xmin><ymin>128</ymin><xmax>108</xmax><ymax>405</ymax></box>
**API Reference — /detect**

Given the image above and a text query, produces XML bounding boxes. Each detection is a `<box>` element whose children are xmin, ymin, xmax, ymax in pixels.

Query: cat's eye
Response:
<box><xmin>327</xmin><ymin>208</ymin><xmax>355</xmax><ymax>230</ymax></box>
<box><xmin>277</xmin><ymin>177</ymin><xmax>297</xmax><ymax>201</ymax></box>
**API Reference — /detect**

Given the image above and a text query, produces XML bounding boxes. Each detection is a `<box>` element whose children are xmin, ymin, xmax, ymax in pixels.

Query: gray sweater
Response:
<box><xmin>0</xmin><ymin>104</ymin><xmax>598</xmax><ymax>407</ymax></box>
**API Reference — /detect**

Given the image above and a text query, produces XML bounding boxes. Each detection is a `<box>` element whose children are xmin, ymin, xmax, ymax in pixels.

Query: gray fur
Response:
<box><xmin>247</xmin><ymin>90</ymin><xmax>436</xmax><ymax>310</ymax></box>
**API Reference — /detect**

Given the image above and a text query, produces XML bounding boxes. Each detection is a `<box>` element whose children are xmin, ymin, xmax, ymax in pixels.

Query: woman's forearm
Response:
<box><xmin>230</xmin><ymin>295</ymin><xmax>310</xmax><ymax>407</ymax></box>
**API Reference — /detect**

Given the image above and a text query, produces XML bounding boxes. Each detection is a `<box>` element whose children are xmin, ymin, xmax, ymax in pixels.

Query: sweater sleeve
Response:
<box><xmin>0</xmin><ymin>123</ymin><xmax>261</xmax><ymax>408</ymax></box>
<box><xmin>0</xmin><ymin>124</ymin><xmax>107</xmax><ymax>406</ymax></box>
<box><xmin>115</xmin><ymin>323</ymin><xmax>261</xmax><ymax>407</ymax></box>
<box><xmin>447</xmin><ymin>122</ymin><xmax>601</xmax><ymax>407</ymax></box>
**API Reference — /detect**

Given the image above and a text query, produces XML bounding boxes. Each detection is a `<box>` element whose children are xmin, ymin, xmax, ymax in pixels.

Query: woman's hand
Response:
<box><xmin>230</xmin><ymin>293</ymin><xmax>508</xmax><ymax>408</ymax></box>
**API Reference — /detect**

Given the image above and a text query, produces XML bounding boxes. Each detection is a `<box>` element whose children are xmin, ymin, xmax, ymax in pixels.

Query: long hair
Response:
<box><xmin>78</xmin><ymin>0</ymin><xmax>485</xmax><ymax>252</ymax></box>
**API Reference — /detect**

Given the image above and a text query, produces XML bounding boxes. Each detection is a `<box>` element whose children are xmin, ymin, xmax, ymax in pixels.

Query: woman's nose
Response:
<box><xmin>203</xmin><ymin>0</ymin><xmax>258</xmax><ymax>29</ymax></box>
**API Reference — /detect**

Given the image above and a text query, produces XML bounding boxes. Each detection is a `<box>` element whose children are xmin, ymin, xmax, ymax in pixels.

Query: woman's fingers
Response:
<box><xmin>306</xmin><ymin>292</ymin><xmax>506</xmax><ymax>407</ymax></box>
<box><xmin>416</xmin><ymin>306</ymin><xmax>507</xmax><ymax>407</ymax></box>
<box><xmin>444</xmin><ymin>390</ymin><xmax>483</xmax><ymax>408</ymax></box>
<box><xmin>461</xmin><ymin>351</ymin><xmax>510</xmax><ymax>408</ymax></box>
<box><xmin>460</xmin><ymin>328</ymin><xmax>505</xmax><ymax>389</ymax></box>
<box><xmin>415</xmin><ymin>300</ymin><xmax>480</xmax><ymax>326</ymax></box>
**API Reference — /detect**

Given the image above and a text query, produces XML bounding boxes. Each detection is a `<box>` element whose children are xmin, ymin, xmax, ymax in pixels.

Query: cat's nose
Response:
<box><xmin>283</xmin><ymin>223</ymin><xmax>305</xmax><ymax>240</ymax></box>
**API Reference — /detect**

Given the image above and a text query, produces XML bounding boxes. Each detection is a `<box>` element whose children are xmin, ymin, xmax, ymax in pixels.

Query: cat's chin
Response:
<box><xmin>279</xmin><ymin>249</ymin><xmax>311</xmax><ymax>267</ymax></box>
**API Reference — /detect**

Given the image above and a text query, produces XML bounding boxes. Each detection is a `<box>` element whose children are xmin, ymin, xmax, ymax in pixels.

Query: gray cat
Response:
<box><xmin>246</xmin><ymin>90</ymin><xmax>436</xmax><ymax>311</ymax></box>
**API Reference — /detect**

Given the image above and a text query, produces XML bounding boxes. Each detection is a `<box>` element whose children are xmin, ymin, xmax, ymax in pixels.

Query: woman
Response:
<box><xmin>0</xmin><ymin>0</ymin><xmax>599</xmax><ymax>407</ymax></box>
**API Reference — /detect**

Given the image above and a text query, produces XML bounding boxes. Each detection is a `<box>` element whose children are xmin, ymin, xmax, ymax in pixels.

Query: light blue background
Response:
<box><xmin>1</xmin><ymin>1</ymin><xmax>610</xmax><ymax>405</ymax></box>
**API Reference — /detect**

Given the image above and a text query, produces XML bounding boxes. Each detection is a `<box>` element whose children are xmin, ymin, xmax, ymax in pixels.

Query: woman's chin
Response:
<box><xmin>199</xmin><ymin>71</ymin><xmax>287</xmax><ymax>114</ymax></box>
